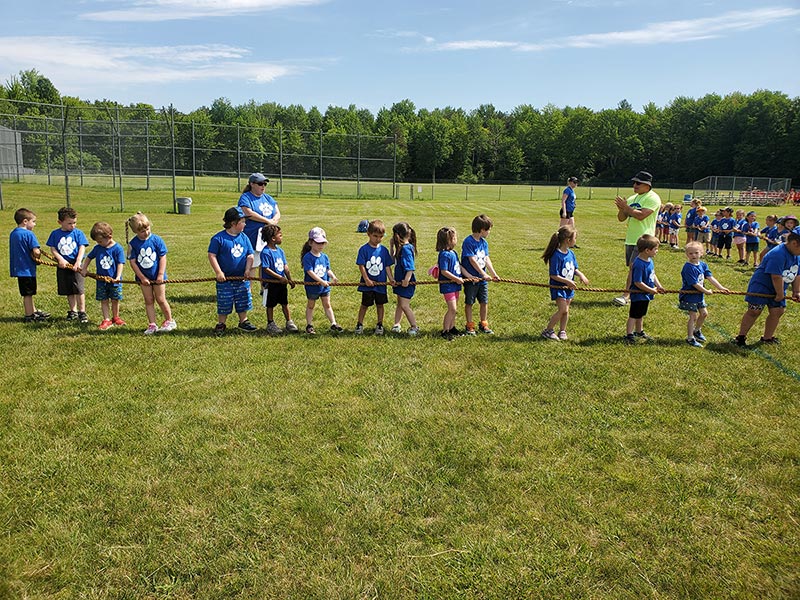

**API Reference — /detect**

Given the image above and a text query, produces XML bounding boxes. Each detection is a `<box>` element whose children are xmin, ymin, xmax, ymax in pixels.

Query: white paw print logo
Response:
<box><xmin>99</xmin><ymin>255</ymin><xmax>114</xmax><ymax>271</ymax></box>
<box><xmin>697</xmin><ymin>273</ymin><xmax>705</xmax><ymax>287</ymax></box>
<box><xmin>648</xmin><ymin>272</ymin><xmax>656</xmax><ymax>285</ymax></box>
<box><xmin>454</xmin><ymin>262</ymin><xmax>462</xmax><ymax>276</ymax></box>
<box><xmin>782</xmin><ymin>264</ymin><xmax>798</xmax><ymax>283</ymax></box>
<box><xmin>137</xmin><ymin>247</ymin><xmax>156</xmax><ymax>270</ymax></box>
<box><xmin>274</xmin><ymin>257</ymin><xmax>285</xmax><ymax>272</ymax></box>
<box><xmin>231</xmin><ymin>243</ymin><xmax>244</xmax><ymax>258</ymax></box>
<box><xmin>474</xmin><ymin>249</ymin><xmax>487</xmax><ymax>269</ymax></box>
<box><xmin>722</xmin><ymin>222</ymin><xmax>730</xmax><ymax>230</ymax></box>
<box><xmin>258</xmin><ymin>201</ymin><xmax>273</xmax><ymax>218</ymax></box>
<box><xmin>313</xmin><ymin>264</ymin><xmax>327</xmax><ymax>278</ymax></box>
<box><xmin>561</xmin><ymin>260</ymin><xmax>575</xmax><ymax>280</ymax></box>
<box><xmin>366</xmin><ymin>255</ymin><xmax>383</xmax><ymax>276</ymax></box>
<box><xmin>58</xmin><ymin>236</ymin><xmax>77</xmax><ymax>256</ymax></box>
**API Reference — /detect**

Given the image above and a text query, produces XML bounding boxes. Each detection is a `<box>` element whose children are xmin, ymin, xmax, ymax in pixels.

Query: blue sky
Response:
<box><xmin>1</xmin><ymin>0</ymin><xmax>798</xmax><ymax>114</ymax></box>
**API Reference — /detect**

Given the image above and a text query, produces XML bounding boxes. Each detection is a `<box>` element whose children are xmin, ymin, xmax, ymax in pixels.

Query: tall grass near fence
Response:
<box><xmin>0</xmin><ymin>183</ymin><xmax>797</xmax><ymax>598</ymax></box>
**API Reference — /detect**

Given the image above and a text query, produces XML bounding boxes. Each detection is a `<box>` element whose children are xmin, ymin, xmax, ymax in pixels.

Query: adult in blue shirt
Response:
<box><xmin>560</xmin><ymin>177</ymin><xmax>579</xmax><ymax>231</ymax></box>
<box><xmin>238</xmin><ymin>172</ymin><xmax>280</xmax><ymax>279</ymax></box>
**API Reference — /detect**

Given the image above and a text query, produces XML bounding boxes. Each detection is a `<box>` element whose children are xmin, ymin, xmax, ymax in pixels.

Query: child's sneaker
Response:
<box><xmin>78</xmin><ymin>311</ymin><xmax>89</xmax><ymax>323</ymax></box>
<box><xmin>214</xmin><ymin>322</ymin><xmax>227</xmax><ymax>336</ymax></box>
<box><xmin>478</xmin><ymin>321</ymin><xmax>494</xmax><ymax>334</ymax></box>
<box><xmin>694</xmin><ymin>329</ymin><xmax>706</xmax><ymax>342</ymax></box>
<box><xmin>686</xmin><ymin>337</ymin><xmax>703</xmax><ymax>348</ymax></box>
<box><xmin>33</xmin><ymin>310</ymin><xmax>50</xmax><ymax>320</ymax></box>
<box><xmin>408</xmin><ymin>326</ymin><xmax>419</xmax><ymax>336</ymax></box>
<box><xmin>267</xmin><ymin>321</ymin><xmax>282</xmax><ymax>335</ymax></box>
<box><xmin>732</xmin><ymin>335</ymin><xmax>747</xmax><ymax>347</ymax></box>
<box><xmin>305</xmin><ymin>324</ymin><xmax>317</xmax><ymax>335</ymax></box>
<box><xmin>375</xmin><ymin>324</ymin><xmax>384</xmax><ymax>336</ymax></box>
<box><xmin>623</xmin><ymin>333</ymin><xmax>637</xmax><ymax>344</ymax></box>
<box><xmin>159</xmin><ymin>319</ymin><xmax>177</xmax><ymax>333</ymax></box>
<box><xmin>354</xmin><ymin>323</ymin><xmax>364</xmax><ymax>335</ymax></box>
<box><xmin>634</xmin><ymin>331</ymin><xmax>653</xmax><ymax>341</ymax></box>
<box><xmin>237</xmin><ymin>320</ymin><xmax>257</xmax><ymax>332</ymax></box>
<box><xmin>612</xmin><ymin>296</ymin><xmax>628</xmax><ymax>306</ymax></box>
<box><xmin>465</xmin><ymin>322</ymin><xmax>477</xmax><ymax>336</ymax></box>
<box><xmin>285</xmin><ymin>319</ymin><xmax>299</xmax><ymax>333</ymax></box>
<box><xmin>330</xmin><ymin>323</ymin><xmax>343</xmax><ymax>332</ymax></box>
<box><xmin>440</xmin><ymin>330</ymin><xmax>453</xmax><ymax>341</ymax></box>
<box><xmin>390</xmin><ymin>324</ymin><xmax>402</xmax><ymax>333</ymax></box>
<box><xmin>144</xmin><ymin>323</ymin><xmax>159</xmax><ymax>335</ymax></box>
<box><xmin>112</xmin><ymin>316</ymin><xmax>126</xmax><ymax>326</ymax></box>
<box><xmin>541</xmin><ymin>328</ymin><xmax>559</xmax><ymax>340</ymax></box>
<box><xmin>448</xmin><ymin>327</ymin><xmax>464</xmax><ymax>337</ymax></box>
<box><xmin>760</xmin><ymin>336</ymin><xmax>780</xmax><ymax>345</ymax></box>
<box><xmin>558</xmin><ymin>330</ymin><xmax>568</xmax><ymax>341</ymax></box>
<box><xmin>66</xmin><ymin>310</ymin><xmax>78</xmax><ymax>321</ymax></box>
<box><xmin>98</xmin><ymin>319</ymin><xmax>113</xmax><ymax>331</ymax></box>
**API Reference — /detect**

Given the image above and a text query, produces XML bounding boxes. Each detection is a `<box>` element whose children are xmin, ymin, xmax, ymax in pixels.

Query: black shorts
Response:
<box><xmin>560</xmin><ymin>209</ymin><xmax>574</xmax><ymax>219</ymax></box>
<box><xmin>17</xmin><ymin>276</ymin><xmax>37</xmax><ymax>297</ymax></box>
<box><xmin>361</xmin><ymin>291</ymin><xmax>388</xmax><ymax>307</ymax></box>
<box><xmin>629</xmin><ymin>300</ymin><xmax>650</xmax><ymax>319</ymax></box>
<box><xmin>56</xmin><ymin>266</ymin><xmax>85</xmax><ymax>296</ymax></box>
<box><xmin>716</xmin><ymin>235</ymin><xmax>732</xmax><ymax>250</ymax></box>
<box><xmin>265</xmin><ymin>283</ymin><xmax>289</xmax><ymax>308</ymax></box>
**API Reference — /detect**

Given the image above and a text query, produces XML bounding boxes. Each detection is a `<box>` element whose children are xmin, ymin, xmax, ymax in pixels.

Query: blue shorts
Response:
<box><xmin>96</xmin><ymin>281</ymin><xmax>123</xmax><ymax>301</ymax></box>
<box><xmin>746</xmin><ymin>242</ymin><xmax>759</xmax><ymax>253</ymax></box>
<box><xmin>679</xmin><ymin>299</ymin><xmax>707</xmax><ymax>312</ymax></box>
<box><xmin>463</xmin><ymin>280</ymin><xmax>489</xmax><ymax>305</ymax></box>
<box><xmin>216</xmin><ymin>280</ymin><xmax>252</xmax><ymax>315</ymax></box>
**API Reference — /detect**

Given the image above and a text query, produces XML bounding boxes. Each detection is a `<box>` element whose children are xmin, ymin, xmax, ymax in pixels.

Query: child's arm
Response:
<box><xmin>50</xmin><ymin>245</ymin><xmax>69</xmax><ymax>269</ymax></box>
<box><xmin>74</xmin><ymin>245</ymin><xmax>87</xmax><ymax>272</ymax></box>
<box><xmin>574</xmin><ymin>268</ymin><xmax>589</xmax><ymax>285</ymax></box>
<box><xmin>79</xmin><ymin>255</ymin><xmax>91</xmax><ymax>277</ymax></box>
<box><xmin>327</xmin><ymin>268</ymin><xmax>338</xmax><ymax>284</ymax></box>
<box><xmin>771</xmin><ymin>274</ymin><xmax>786</xmax><ymax>302</ymax></box>
<box><xmin>653</xmin><ymin>274</ymin><xmax>665</xmax><ymax>293</ymax></box>
<box><xmin>550</xmin><ymin>273</ymin><xmax>577</xmax><ymax>290</ymax></box>
<box><xmin>208</xmin><ymin>253</ymin><xmax>226</xmax><ymax>282</ymax></box>
<box><xmin>439</xmin><ymin>269</ymin><xmax>464</xmax><ymax>285</ymax></box>
<box><xmin>262</xmin><ymin>266</ymin><xmax>287</xmax><ymax>283</ymax></box>
<box><xmin>114</xmin><ymin>260</ymin><xmax>124</xmax><ymax>283</ymax></box>
<box><xmin>385</xmin><ymin>265</ymin><xmax>396</xmax><ymax>286</ymax></box>
<box><xmin>483</xmin><ymin>256</ymin><xmax>499</xmax><ymax>280</ymax></box>
<box><xmin>129</xmin><ymin>256</ymin><xmax>150</xmax><ymax>285</ymax></box>
<box><xmin>358</xmin><ymin>264</ymin><xmax>374</xmax><ymax>287</ymax></box>
<box><xmin>705</xmin><ymin>275</ymin><xmax>729</xmax><ymax>294</ymax></box>
<box><xmin>245</xmin><ymin>253</ymin><xmax>254</xmax><ymax>275</ymax></box>
<box><xmin>306</xmin><ymin>268</ymin><xmax>330</xmax><ymax>287</ymax></box>
<box><xmin>283</xmin><ymin>265</ymin><xmax>296</xmax><ymax>288</ymax></box>
<box><xmin>468</xmin><ymin>256</ymin><xmax>489</xmax><ymax>280</ymax></box>
<box><xmin>30</xmin><ymin>246</ymin><xmax>41</xmax><ymax>260</ymax></box>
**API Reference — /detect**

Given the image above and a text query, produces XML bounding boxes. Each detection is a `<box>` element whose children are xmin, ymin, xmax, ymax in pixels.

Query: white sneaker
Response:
<box><xmin>408</xmin><ymin>327</ymin><xmax>419</xmax><ymax>336</ymax></box>
<box><xmin>144</xmin><ymin>323</ymin><xmax>158</xmax><ymax>335</ymax></box>
<box><xmin>612</xmin><ymin>296</ymin><xmax>628</xmax><ymax>306</ymax></box>
<box><xmin>285</xmin><ymin>319</ymin><xmax>299</xmax><ymax>333</ymax></box>
<box><xmin>390</xmin><ymin>324</ymin><xmax>402</xmax><ymax>333</ymax></box>
<box><xmin>158</xmin><ymin>319</ymin><xmax>177</xmax><ymax>333</ymax></box>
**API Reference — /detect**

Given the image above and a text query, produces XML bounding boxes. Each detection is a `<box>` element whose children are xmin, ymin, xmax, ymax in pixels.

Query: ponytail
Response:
<box><xmin>541</xmin><ymin>225</ymin><xmax>576</xmax><ymax>264</ymax></box>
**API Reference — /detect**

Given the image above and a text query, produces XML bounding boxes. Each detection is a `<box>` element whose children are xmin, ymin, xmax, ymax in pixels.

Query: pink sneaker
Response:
<box><xmin>143</xmin><ymin>323</ymin><xmax>158</xmax><ymax>335</ymax></box>
<box><xmin>98</xmin><ymin>319</ymin><xmax>113</xmax><ymax>331</ymax></box>
<box><xmin>558</xmin><ymin>330</ymin><xmax>568</xmax><ymax>340</ymax></box>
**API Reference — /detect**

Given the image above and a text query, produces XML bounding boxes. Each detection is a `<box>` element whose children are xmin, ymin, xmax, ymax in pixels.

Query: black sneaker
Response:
<box><xmin>330</xmin><ymin>323</ymin><xmax>343</xmax><ymax>332</ymax></box>
<box><xmin>306</xmin><ymin>324</ymin><xmax>317</xmax><ymax>335</ymax></box>
<box><xmin>213</xmin><ymin>322</ymin><xmax>227</xmax><ymax>336</ymax></box>
<box><xmin>732</xmin><ymin>335</ymin><xmax>747</xmax><ymax>347</ymax></box>
<box><xmin>623</xmin><ymin>333</ymin><xmax>637</xmax><ymax>344</ymax></box>
<box><xmin>760</xmin><ymin>336</ymin><xmax>779</xmax><ymax>345</ymax></box>
<box><xmin>694</xmin><ymin>329</ymin><xmax>706</xmax><ymax>342</ymax></box>
<box><xmin>634</xmin><ymin>331</ymin><xmax>653</xmax><ymax>341</ymax></box>
<box><xmin>448</xmin><ymin>327</ymin><xmax>464</xmax><ymax>337</ymax></box>
<box><xmin>23</xmin><ymin>314</ymin><xmax>37</xmax><ymax>323</ymax></box>
<box><xmin>237</xmin><ymin>320</ymin><xmax>257</xmax><ymax>332</ymax></box>
<box><xmin>78</xmin><ymin>311</ymin><xmax>89</xmax><ymax>324</ymax></box>
<box><xmin>441</xmin><ymin>330</ymin><xmax>454</xmax><ymax>341</ymax></box>
<box><xmin>34</xmin><ymin>310</ymin><xmax>50</xmax><ymax>319</ymax></box>
<box><xmin>66</xmin><ymin>310</ymin><xmax>78</xmax><ymax>321</ymax></box>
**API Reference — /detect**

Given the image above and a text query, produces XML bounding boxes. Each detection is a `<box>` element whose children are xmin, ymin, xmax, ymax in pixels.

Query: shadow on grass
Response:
<box><xmin>170</xmin><ymin>294</ymin><xmax>217</xmax><ymax>304</ymax></box>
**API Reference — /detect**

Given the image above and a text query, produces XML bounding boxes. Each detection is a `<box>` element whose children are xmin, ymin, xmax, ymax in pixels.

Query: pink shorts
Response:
<box><xmin>443</xmin><ymin>291</ymin><xmax>459</xmax><ymax>302</ymax></box>
<box><xmin>733</xmin><ymin>236</ymin><xmax>746</xmax><ymax>245</ymax></box>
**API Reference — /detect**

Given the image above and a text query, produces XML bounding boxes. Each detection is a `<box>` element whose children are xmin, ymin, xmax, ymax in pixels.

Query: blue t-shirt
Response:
<box><xmin>460</xmin><ymin>235</ymin><xmax>489</xmax><ymax>278</ymax></box>
<box><xmin>734</xmin><ymin>218</ymin><xmax>747</xmax><ymax>235</ymax></box>
<box><xmin>629</xmin><ymin>256</ymin><xmax>656</xmax><ymax>302</ymax></box>
<box><xmin>711</xmin><ymin>218</ymin><xmax>721</xmax><ymax>233</ymax></box>
<box><xmin>9</xmin><ymin>227</ymin><xmax>40</xmax><ymax>277</ymax></box>
<box><xmin>437</xmin><ymin>249</ymin><xmax>462</xmax><ymax>294</ymax></box>
<box><xmin>302</xmin><ymin>251</ymin><xmax>331</xmax><ymax>296</ymax></box>
<box><xmin>392</xmin><ymin>243</ymin><xmax>416</xmax><ymax>299</ymax></box>
<box><xmin>238</xmin><ymin>191</ymin><xmax>279</xmax><ymax>247</ymax></box>
<box><xmin>685</xmin><ymin>207</ymin><xmax>697</xmax><ymax>229</ymax></box>
<box><xmin>562</xmin><ymin>186</ymin><xmax>576</xmax><ymax>213</ymax></box>
<box><xmin>718</xmin><ymin>217</ymin><xmax>735</xmax><ymax>236</ymax></box>
<box><xmin>679</xmin><ymin>261</ymin><xmax>713</xmax><ymax>304</ymax></box>
<box><xmin>46</xmin><ymin>228</ymin><xmax>89</xmax><ymax>263</ymax></box>
<box><xmin>745</xmin><ymin>244</ymin><xmax>800</xmax><ymax>306</ymax></box>
<box><xmin>356</xmin><ymin>243</ymin><xmax>394</xmax><ymax>294</ymax></box>
<box><xmin>695</xmin><ymin>215</ymin><xmax>710</xmax><ymax>233</ymax></box>
<box><xmin>87</xmin><ymin>242</ymin><xmax>126</xmax><ymax>278</ymax></box>
<box><xmin>128</xmin><ymin>233</ymin><xmax>168</xmax><ymax>281</ymax></box>
<box><xmin>669</xmin><ymin>212</ymin><xmax>682</xmax><ymax>229</ymax></box>
<box><xmin>549</xmin><ymin>248</ymin><xmax>578</xmax><ymax>300</ymax></box>
<box><xmin>260</xmin><ymin>246</ymin><xmax>288</xmax><ymax>280</ymax></box>
<box><xmin>742</xmin><ymin>221</ymin><xmax>760</xmax><ymax>244</ymax></box>
<box><xmin>208</xmin><ymin>230</ymin><xmax>253</xmax><ymax>277</ymax></box>
<box><xmin>763</xmin><ymin>225</ymin><xmax>780</xmax><ymax>248</ymax></box>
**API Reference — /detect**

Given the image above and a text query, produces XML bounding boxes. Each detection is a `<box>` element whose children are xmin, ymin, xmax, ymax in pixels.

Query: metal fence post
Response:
<box><xmin>116</xmin><ymin>106</ymin><xmax>124</xmax><ymax>211</ymax></box>
<box><xmin>78</xmin><ymin>117</ymin><xmax>84</xmax><ymax>187</ymax></box>
<box><xmin>145</xmin><ymin>117</ymin><xmax>150</xmax><ymax>191</ymax></box>
<box><xmin>61</xmin><ymin>105</ymin><xmax>71</xmax><ymax>207</ymax></box>
<box><xmin>169</xmin><ymin>106</ymin><xmax>177</xmax><ymax>213</ymax></box>
<box><xmin>236</xmin><ymin>123</ymin><xmax>241</xmax><ymax>191</ymax></box>
<box><xmin>357</xmin><ymin>132</ymin><xmax>361</xmax><ymax>198</ymax></box>
<box><xmin>393</xmin><ymin>134</ymin><xmax>397</xmax><ymax>199</ymax></box>
<box><xmin>192</xmin><ymin>120</ymin><xmax>196</xmax><ymax>192</ymax></box>
<box><xmin>13</xmin><ymin>115</ymin><xmax>20</xmax><ymax>182</ymax></box>
<box><xmin>279</xmin><ymin>124</ymin><xmax>284</xmax><ymax>194</ymax></box>
<box><xmin>45</xmin><ymin>117</ymin><xmax>51</xmax><ymax>185</ymax></box>
<box><xmin>319</xmin><ymin>129</ymin><xmax>323</xmax><ymax>197</ymax></box>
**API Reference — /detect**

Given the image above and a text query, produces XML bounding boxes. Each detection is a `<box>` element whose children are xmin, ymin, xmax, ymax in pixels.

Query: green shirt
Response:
<box><xmin>624</xmin><ymin>189</ymin><xmax>661</xmax><ymax>245</ymax></box>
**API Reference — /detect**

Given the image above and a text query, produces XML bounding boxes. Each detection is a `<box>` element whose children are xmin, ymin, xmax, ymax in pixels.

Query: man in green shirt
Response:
<box><xmin>612</xmin><ymin>171</ymin><xmax>662</xmax><ymax>306</ymax></box>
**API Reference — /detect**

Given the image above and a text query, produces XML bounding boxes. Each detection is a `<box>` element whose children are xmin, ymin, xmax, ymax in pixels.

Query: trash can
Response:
<box><xmin>683</xmin><ymin>194</ymin><xmax>692</xmax><ymax>204</ymax></box>
<box><xmin>176</xmin><ymin>197</ymin><xmax>192</xmax><ymax>215</ymax></box>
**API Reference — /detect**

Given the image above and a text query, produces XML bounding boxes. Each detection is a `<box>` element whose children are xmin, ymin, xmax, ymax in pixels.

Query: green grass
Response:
<box><xmin>1</xmin><ymin>182</ymin><xmax>798</xmax><ymax>599</ymax></box>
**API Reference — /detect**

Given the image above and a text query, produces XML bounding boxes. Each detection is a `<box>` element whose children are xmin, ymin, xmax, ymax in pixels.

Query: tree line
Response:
<box><xmin>1</xmin><ymin>70</ymin><xmax>798</xmax><ymax>184</ymax></box>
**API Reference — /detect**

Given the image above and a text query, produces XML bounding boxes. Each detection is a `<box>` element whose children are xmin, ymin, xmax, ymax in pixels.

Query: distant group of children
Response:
<box><xmin>9</xmin><ymin>203</ymin><xmax>800</xmax><ymax>347</ymax></box>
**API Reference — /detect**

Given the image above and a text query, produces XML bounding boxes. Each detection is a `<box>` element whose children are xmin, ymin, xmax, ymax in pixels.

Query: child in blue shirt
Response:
<box><xmin>679</xmin><ymin>241</ymin><xmax>730</xmax><ymax>347</ymax></box>
<box><xmin>46</xmin><ymin>206</ymin><xmax>89</xmax><ymax>323</ymax></box>
<box><xmin>355</xmin><ymin>219</ymin><xmax>395</xmax><ymax>335</ymax></box>
<box><xmin>668</xmin><ymin>205</ymin><xmax>682</xmax><ymax>249</ymax></box>
<box><xmin>710</xmin><ymin>210</ymin><xmax>723</xmax><ymax>257</ymax></box>
<box><xmin>733</xmin><ymin>229</ymin><xmax>800</xmax><ymax>347</ymax></box>
<box><xmin>624</xmin><ymin>234</ymin><xmax>665</xmax><ymax>344</ymax></box>
<box><xmin>208</xmin><ymin>207</ymin><xmax>257</xmax><ymax>335</ymax></box>
<box><xmin>694</xmin><ymin>206</ymin><xmax>711</xmax><ymax>254</ymax></box>
<box><xmin>390</xmin><ymin>222</ymin><xmax>419</xmax><ymax>335</ymax></box>
<box><xmin>716</xmin><ymin>207</ymin><xmax>736</xmax><ymax>259</ymax></box>
<box><xmin>437</xmin><ymin>226</ymin><xmax>465</xmax><ymax>340</ymax></box>
<box><xmin>684</xmin><ymin>199</ymin><xmax>699</xmax><ymax>245</ymax></box>
<box><xmin>301</xmin><ymin>227</ymin><xmax>342</xmax><ymax>334</ymax></box>
<box><xmin>80</xmin><ymin>222</ymin><xmax>126</xmax><ymax>331</ymax></box>
<box><xmin>259</xmin><ymin>224</ymin><xmax>298</xmax><ymax>334</ymax></box>
<box><xmin>9</xmin><ymin>208</ymin><xmax>49</xmax><ymax>322</ymax></box>
<box><xmin>759</xmin><ymin>214</ymin><xmax>780</xmax><ymax>265</ymax></box>
<box><xmin>461</xmin><ymin>214</ymin><xmax>500</xmax><ymax>335</ymax></box>
<box><xmin>741</xmin><ymin>211</ymin><xmax>760</xmax><ymax>268</ymax></box>
<box><xmin>540</xmin><ymin>225</ymin><xmax>589</xmax><ymax>341</ymax></box>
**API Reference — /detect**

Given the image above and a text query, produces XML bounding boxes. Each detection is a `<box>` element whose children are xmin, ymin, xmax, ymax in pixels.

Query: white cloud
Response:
<box><xmin>426</xmin><ymin>7</ymin><xmax>800</xmax><ymax>52</ymax></box>
<box><xmin>81</xmin><ymin>0</ymin><xmax>326</xmax><ymax>22</ymax></box>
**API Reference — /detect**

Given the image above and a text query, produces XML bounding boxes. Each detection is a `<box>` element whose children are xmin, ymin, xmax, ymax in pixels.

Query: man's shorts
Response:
<box><xmin>629</xmin><ymin>300</ymin><xmax>650</xmax><ymax>319</ymax></box>
<box><xmin>360</xmin><ymin>290</ymin><xmax>388</xmax><ymax>307</ymax></box>
<box><xmin>57</xmin><ymin>266</ymin><xmax>85</xmax><ymax>296</ymax></box>
<box><xmin>463</xmin><ymin>280</ymin><xmax>489</xmax><ymax>305</ymax></box>
<box><xmin>264</xmin><ymin>283</ymin><xmax>289</xmax><ymax>308</ymax></box>
<box><xmin>216</xmin><ymin>280</ymin><xmax>252</xmax><ymax>315</ymax></box>
<box><xmin>96</xmin><ymin>281</ymin><xmax>123</xmax><ymax>301</ymax></box>
<box><xmin>17</xmin><ymin>276</ymin><xmax>37</xmax><ymax>297</ymax></box>
<box><xmin>625</xmin><ymin>244</ymin><xmax>638</xmax><ymax>266</ymax></box>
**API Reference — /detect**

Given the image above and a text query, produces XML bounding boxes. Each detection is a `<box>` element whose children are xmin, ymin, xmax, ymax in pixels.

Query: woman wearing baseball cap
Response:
<box><xmin>238</xmin><ymin>172</ymin><xmax>280</xmax><ymax>279</ymax></box>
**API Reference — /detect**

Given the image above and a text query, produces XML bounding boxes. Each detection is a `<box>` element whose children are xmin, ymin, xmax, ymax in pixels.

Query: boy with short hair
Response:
<box><xmin>733</xmin><ymin>228</ymin><xmax>800</xmax><ymax>347</ymax></box>
<box><xmin>80</xmin><ymin>222</ymin><xmax>126</xmax><ymax>331</ymax></box>
<box><xmin>9</xmin><ymin>208</ymin><xmax>50</xmax><ymax>322</ymax></box>
<box><xmin>624</xmin><ymin>234</ymin><xmax>665</xmax><ymax>344</ymax></box>
<box><xmin>679</xmin><ymin>241</ymin><xmax>730</xmax><ymax>348</ymax></box>
<box><xmin>694</xmin><ymin>206</ymin><xmax>711</xmax><ymax>254</ymax></box>
<box><xmin>47</xmin><ymin>206</ymin><xmax>89</xmax><ymax>322</ymax></box>
<box><xmin>355</xmin><ymin>219</ymin><xmax>395</xmax><ymax>335</ymax></box>
<box><xmin>208</xmin><ymin>207</ymin><xmax>257</xmax><ymax>335</ymax></box>
<box><xmin>461</xmin><ymin>214</ymin><xmax>500</xmax><ymax>335</ymax></box>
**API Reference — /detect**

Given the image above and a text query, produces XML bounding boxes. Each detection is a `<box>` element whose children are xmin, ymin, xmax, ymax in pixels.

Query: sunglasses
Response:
<box><xmin>252</xmin><ymin>181</ymin><xmax>267</xmax><ymax>186</ymax></box>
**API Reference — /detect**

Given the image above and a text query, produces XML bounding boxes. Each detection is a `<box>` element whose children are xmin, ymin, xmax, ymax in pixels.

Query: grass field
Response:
<box><xmin>1</xmin><ymin>182</ymin><xmax>798</xmax><ymax>599</ymax></box>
